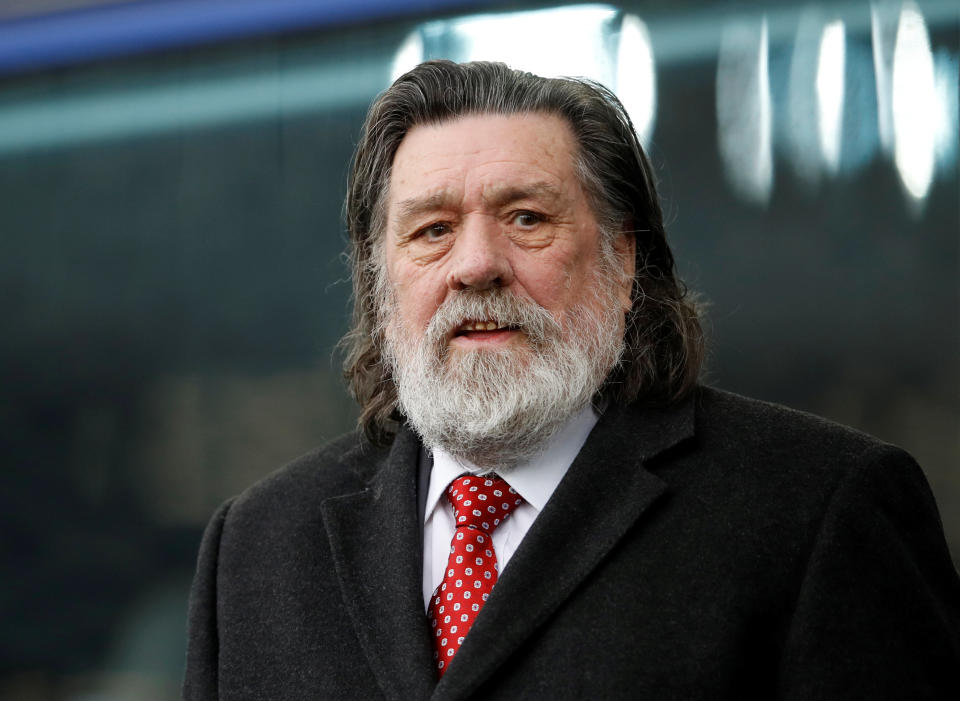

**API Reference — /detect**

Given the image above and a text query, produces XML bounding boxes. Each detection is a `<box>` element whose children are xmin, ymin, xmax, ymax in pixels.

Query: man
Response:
<box><xmin>184</xmin><ymin>61</ymin><xmax>960</xmax><ymax>700</ymax></box>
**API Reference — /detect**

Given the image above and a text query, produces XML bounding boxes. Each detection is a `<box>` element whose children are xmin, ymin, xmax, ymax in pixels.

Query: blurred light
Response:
<box><xmin>388</xmin><ymin>5</ymin><xmax>658</xmax><ymax>144</ymax></box>
<box><xmin>450</xmin><ymin>5</ymin><xmax>616</xmax><ymax>80</ymax></box>
<box><xmin>892</xmin><ymin>2</ymin><xmax>936</xmax><ymax>202</ymax></box>
<box><xmin>836</xmin><ymin>41</ymin><xmax>879</xmax><ymax>175</ymax></box>
<box><xmin>716</xmin><ymin>18</ymin><xmax>773</xmax><ymax>205</ymax></box>
<box><xmin>391</xmin><ymin>30</ymin><xmax>424</xmax><ymax>82</ymax></box>
<box><xmin>871</xmin><ymin>1</ymin><xmax>899</xmax><ymax>154</ymax></box>
<box><xmin>0</xmin><ymin>58</ymin><xmax>383</xmax><ymax>156</ymax></box>
<box><xmin>816</xmin><ymin>21</ymin><xmax>846</xmax><ymax>173</ymax></box>
<box><xmin>933</xmin><ymin>50</ymin><xmax>958</xmax><ymax>175</ymax></box>
<box><xmin>0</xmin><ymin>0</ymin><xmax>488</xmax><ymax>77</ymax></box>
<box><xmin>615</xmin><ymin>14</ymin><xmax>656</xmax><ymax>146</ymax></box>
<box><xmin>785</xmin><ymin>10</ymin><xmax>825</xmax><ymax>188</ymax></box>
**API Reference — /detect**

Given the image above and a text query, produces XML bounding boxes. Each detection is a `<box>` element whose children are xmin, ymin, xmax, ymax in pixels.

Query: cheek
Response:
<box><xmin>515</xmin><ymin>264</ymin><xmax>578</xmax><ymax>318</ymax></box>
<box><xmin>389</xmin><ymin>262</ymin><xmax>447</xmax><ymax>329</ymax></box>
<box><xmin>518</xmin><ymin>246</ymin><xmax>602</xmax><ymax>311</ymax></box>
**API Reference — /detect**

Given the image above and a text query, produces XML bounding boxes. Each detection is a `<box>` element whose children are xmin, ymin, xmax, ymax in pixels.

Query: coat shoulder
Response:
<box><xmin>650</xmin><ymin>386</ymin><xmax>930</xmax><ymax>527</ymax></box>
<box><xmin>694</xmin><ymin>385</ymin><xmax>901</xmax><ymax>463</ymax></box>
<box><xmin>225</xmin><ymin>430</ymin><xmax>391</xmax><ymax>528</ymax></box>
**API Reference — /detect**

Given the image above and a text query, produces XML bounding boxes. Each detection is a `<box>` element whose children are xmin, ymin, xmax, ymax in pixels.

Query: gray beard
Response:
<box><xmin>382</xmin><ymin>284</ymin><xmax>625</xmax><ymax>472</ymax></box>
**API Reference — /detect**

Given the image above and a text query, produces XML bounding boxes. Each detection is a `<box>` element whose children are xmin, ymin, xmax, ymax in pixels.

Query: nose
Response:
<box><xmin>445</xmin><ymin>216</ymin><xmax>514</xmax><ymax>291</ymax></box>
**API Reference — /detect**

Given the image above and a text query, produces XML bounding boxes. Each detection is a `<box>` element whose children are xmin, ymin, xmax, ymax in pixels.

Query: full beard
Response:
<box><xmin>381</xmin><ymin>279</ymin><xmax>625</xmax><ymax>472</ymax></box>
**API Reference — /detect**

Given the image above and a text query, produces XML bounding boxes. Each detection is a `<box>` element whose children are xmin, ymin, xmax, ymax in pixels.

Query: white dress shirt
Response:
<box><xmin>422</xmin><ymin>405</ymin><xmax>599</xmax><ymax>609</ymax></box>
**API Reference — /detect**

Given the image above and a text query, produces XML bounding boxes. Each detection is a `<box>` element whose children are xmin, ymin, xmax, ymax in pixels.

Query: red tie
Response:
<box><xmin>427</xmin><ymin>475</ymin><xmax>524</xmax><ymax>676</ymax></box>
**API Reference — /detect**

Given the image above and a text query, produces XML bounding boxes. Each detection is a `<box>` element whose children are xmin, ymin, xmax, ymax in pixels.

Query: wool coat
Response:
<box><xmin>183</xmin><ymin>386</ymin><xmax>960</xmax><ymax>700</ymax></box>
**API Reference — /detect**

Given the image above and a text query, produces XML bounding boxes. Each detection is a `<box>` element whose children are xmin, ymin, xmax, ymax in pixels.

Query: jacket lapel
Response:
<box><xmin>432</xmin><ymin>397</ymin><xmax>696</xmax><ymax>700</ymax></box>
<box><xmin>321</xmin><ymin>428</ymin><xmax>437</xmax><ymax>701</ymax></box>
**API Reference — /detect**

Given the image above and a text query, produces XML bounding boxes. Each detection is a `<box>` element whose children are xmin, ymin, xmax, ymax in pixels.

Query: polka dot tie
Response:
<box><xmin>427</xmin><ymin>475</ymin><xmax>524</xmax><ymax>677</ymax></box>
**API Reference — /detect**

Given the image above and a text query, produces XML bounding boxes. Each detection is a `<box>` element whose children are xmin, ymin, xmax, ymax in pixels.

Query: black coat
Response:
<box><xmin>183</xmin><ymin>387</ymin><xmax>960</xmax><ymax>700</ymax></box>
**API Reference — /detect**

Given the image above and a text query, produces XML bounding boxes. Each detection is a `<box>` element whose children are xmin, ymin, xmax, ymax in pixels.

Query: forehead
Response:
<box><xmin>387</xmin><ymin>112</ymin><xmax>581</xmax><ymax>206</ymax></box>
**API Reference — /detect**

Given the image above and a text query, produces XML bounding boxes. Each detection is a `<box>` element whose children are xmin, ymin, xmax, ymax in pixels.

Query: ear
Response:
<box><xmin>613</xmin><ymin>224</ymin><xmax>636</xmax><ymax>314</ymax></box>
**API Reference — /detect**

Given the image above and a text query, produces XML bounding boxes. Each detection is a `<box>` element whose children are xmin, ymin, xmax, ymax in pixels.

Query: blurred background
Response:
<box><xmin>0</xmin><ymin>0</ymin><xmax>956</xmax><ymax>698</ymax></box>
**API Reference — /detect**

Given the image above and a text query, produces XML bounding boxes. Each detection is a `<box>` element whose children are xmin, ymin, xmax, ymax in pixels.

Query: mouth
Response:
<box><xmin>450</xmin><ymin>319</ymin><xmax>521</xmax><ymax>346</ymax></box>
<box><xmin>455</xmin><ymin>320</ymin><xmax>517</xmax><ymax>335</ymax></box>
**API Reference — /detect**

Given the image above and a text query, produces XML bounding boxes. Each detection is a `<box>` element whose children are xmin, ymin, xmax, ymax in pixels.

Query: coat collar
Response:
<box><xmin>322</xmin><ymin>393</ymin><xmax>696</xmax><ymax>701</ymax></box>
<box><xmin>433</xmin><ymin>395</ymin><xmax>696</xmax><ymax>699</ymax></box>
<box><xmin>320</xmin><ymin>428</ymin><xmax>437</xmax><ymax>701</ymax></box>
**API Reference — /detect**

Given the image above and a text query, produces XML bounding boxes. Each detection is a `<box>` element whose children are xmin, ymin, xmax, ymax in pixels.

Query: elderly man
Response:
<box><xmin>183</xmin><ymin>61</ymin><xmax>960</xmax><ymax>700</ymax></box>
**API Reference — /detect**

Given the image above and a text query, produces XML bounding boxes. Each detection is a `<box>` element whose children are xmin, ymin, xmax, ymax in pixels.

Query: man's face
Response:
<box><xmin>384</xmin><ymin>112</ymin><xmax>633</xmax><ymax>360</ymax></box>
<box><xmin>380</xmin><ymin>112</ymin><xmax>635</xmax><ymax>468</ymax></box>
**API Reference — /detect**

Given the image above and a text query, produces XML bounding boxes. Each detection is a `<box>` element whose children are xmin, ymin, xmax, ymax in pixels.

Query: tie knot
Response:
<box><xmin>446</xmin><ymin>475</ymin><xmax>523</xmax><ymax>533</ymax></box>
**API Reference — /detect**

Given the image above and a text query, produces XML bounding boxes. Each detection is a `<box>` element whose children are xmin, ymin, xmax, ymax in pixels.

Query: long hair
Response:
<box><xmin>343</xmin><ymin>60</ymin><xmax>703</xmax><ymax>444</ymax></box>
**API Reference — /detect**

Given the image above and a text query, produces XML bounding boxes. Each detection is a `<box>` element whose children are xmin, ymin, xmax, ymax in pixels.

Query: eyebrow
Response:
<box><xmin>481</xmin><ymin>182</ymin><xmax>564</xmax><ymax>209</ymax></box>
<box><xmin>391</xmin><ymin>181</ymin><xmax>564</xmax><ymax>234</ymax></box>
<box><xmin>392</xmin><ymin>191</ymin><xmax>459</xmax><ymax>232</ymax></box>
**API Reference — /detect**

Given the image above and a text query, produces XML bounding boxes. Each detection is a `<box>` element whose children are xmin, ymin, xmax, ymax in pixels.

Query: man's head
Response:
<box><xmin>343</xmin><ymin>60</ymin><xmax>702</xmax><ymax>464</ymax></box>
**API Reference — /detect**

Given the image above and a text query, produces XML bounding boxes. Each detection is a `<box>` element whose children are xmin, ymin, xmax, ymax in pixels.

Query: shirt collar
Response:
<box><xmin>425</xmin><ymin>404</ymin><xmax>599</xmax><ymax>522</ymax></box>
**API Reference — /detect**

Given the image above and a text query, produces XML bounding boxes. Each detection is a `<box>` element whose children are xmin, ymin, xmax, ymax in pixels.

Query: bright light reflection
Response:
<box><xmin>391</xmin><ymin>31</ymin><xmax>424</xmax><ymax>83</ymax></box>
<box><xmin>615</xmin><ymin>14</ymin><xmax>656</xmax><ymax>146</ymax></box>
<box><xmin>816</xmin><ymin>21</ymin><xmax>845</xmax><ymax>173</ymax></box>
<box><xmin>452</xmin><ymin>6</ymin><xmax>616</xmax><ymax>82</ymax></box>
<box><xmin>716</xmin><ymin>18</ymin><xmax>772</xmax><ymax>205</ymax></box>
<box><xmin>388</xmin><ymin>5</ymin><xmax>657</xmax><ymax>148</ymax></box>
<box><xmin>892</xmin><ymin>2</ymin><xmax>936</xmax><ymax>201</ymax></box>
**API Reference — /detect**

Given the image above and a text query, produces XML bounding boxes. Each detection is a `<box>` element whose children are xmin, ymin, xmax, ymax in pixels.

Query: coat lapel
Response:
<box><xmin>321</xmin><ymin>428</ymin><xmax>437</xmax><ymax>701</ymax></box>
<box><xmin>432</xmin><ymin>397</ymin><xmax>696</xmax><ymax>700</ymax></box>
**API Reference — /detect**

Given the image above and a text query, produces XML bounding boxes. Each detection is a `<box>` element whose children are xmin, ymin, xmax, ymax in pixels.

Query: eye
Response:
<box><xmin>419</xmin><ymin>222</ymin><xmax>451</xmax><ymax>241</ymax></box>
<box><xmin>512</xmin><ymin>211</ymin><xmax>543</xmax><ymax>228</ymax></box>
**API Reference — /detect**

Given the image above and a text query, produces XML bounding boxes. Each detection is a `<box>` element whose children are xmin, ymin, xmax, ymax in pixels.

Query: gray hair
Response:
<box><xmin>342</xmin><ymin>60</ymin><xmax>703</xmax><ymax>444</ymax></box>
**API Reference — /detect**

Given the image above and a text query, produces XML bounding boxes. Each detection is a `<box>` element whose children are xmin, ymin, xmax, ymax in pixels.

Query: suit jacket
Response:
<box><xmin>183</xmin><ymin>387</ymin><xmax>960</xmax><ymax>700</ymax></box>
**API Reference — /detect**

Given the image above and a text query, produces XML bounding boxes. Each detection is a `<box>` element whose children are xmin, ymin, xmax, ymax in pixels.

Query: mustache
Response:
<box><xmin>424</xmin><ymin>289</ymin><xmax>561</xmax><ymax>350</ymax></box>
